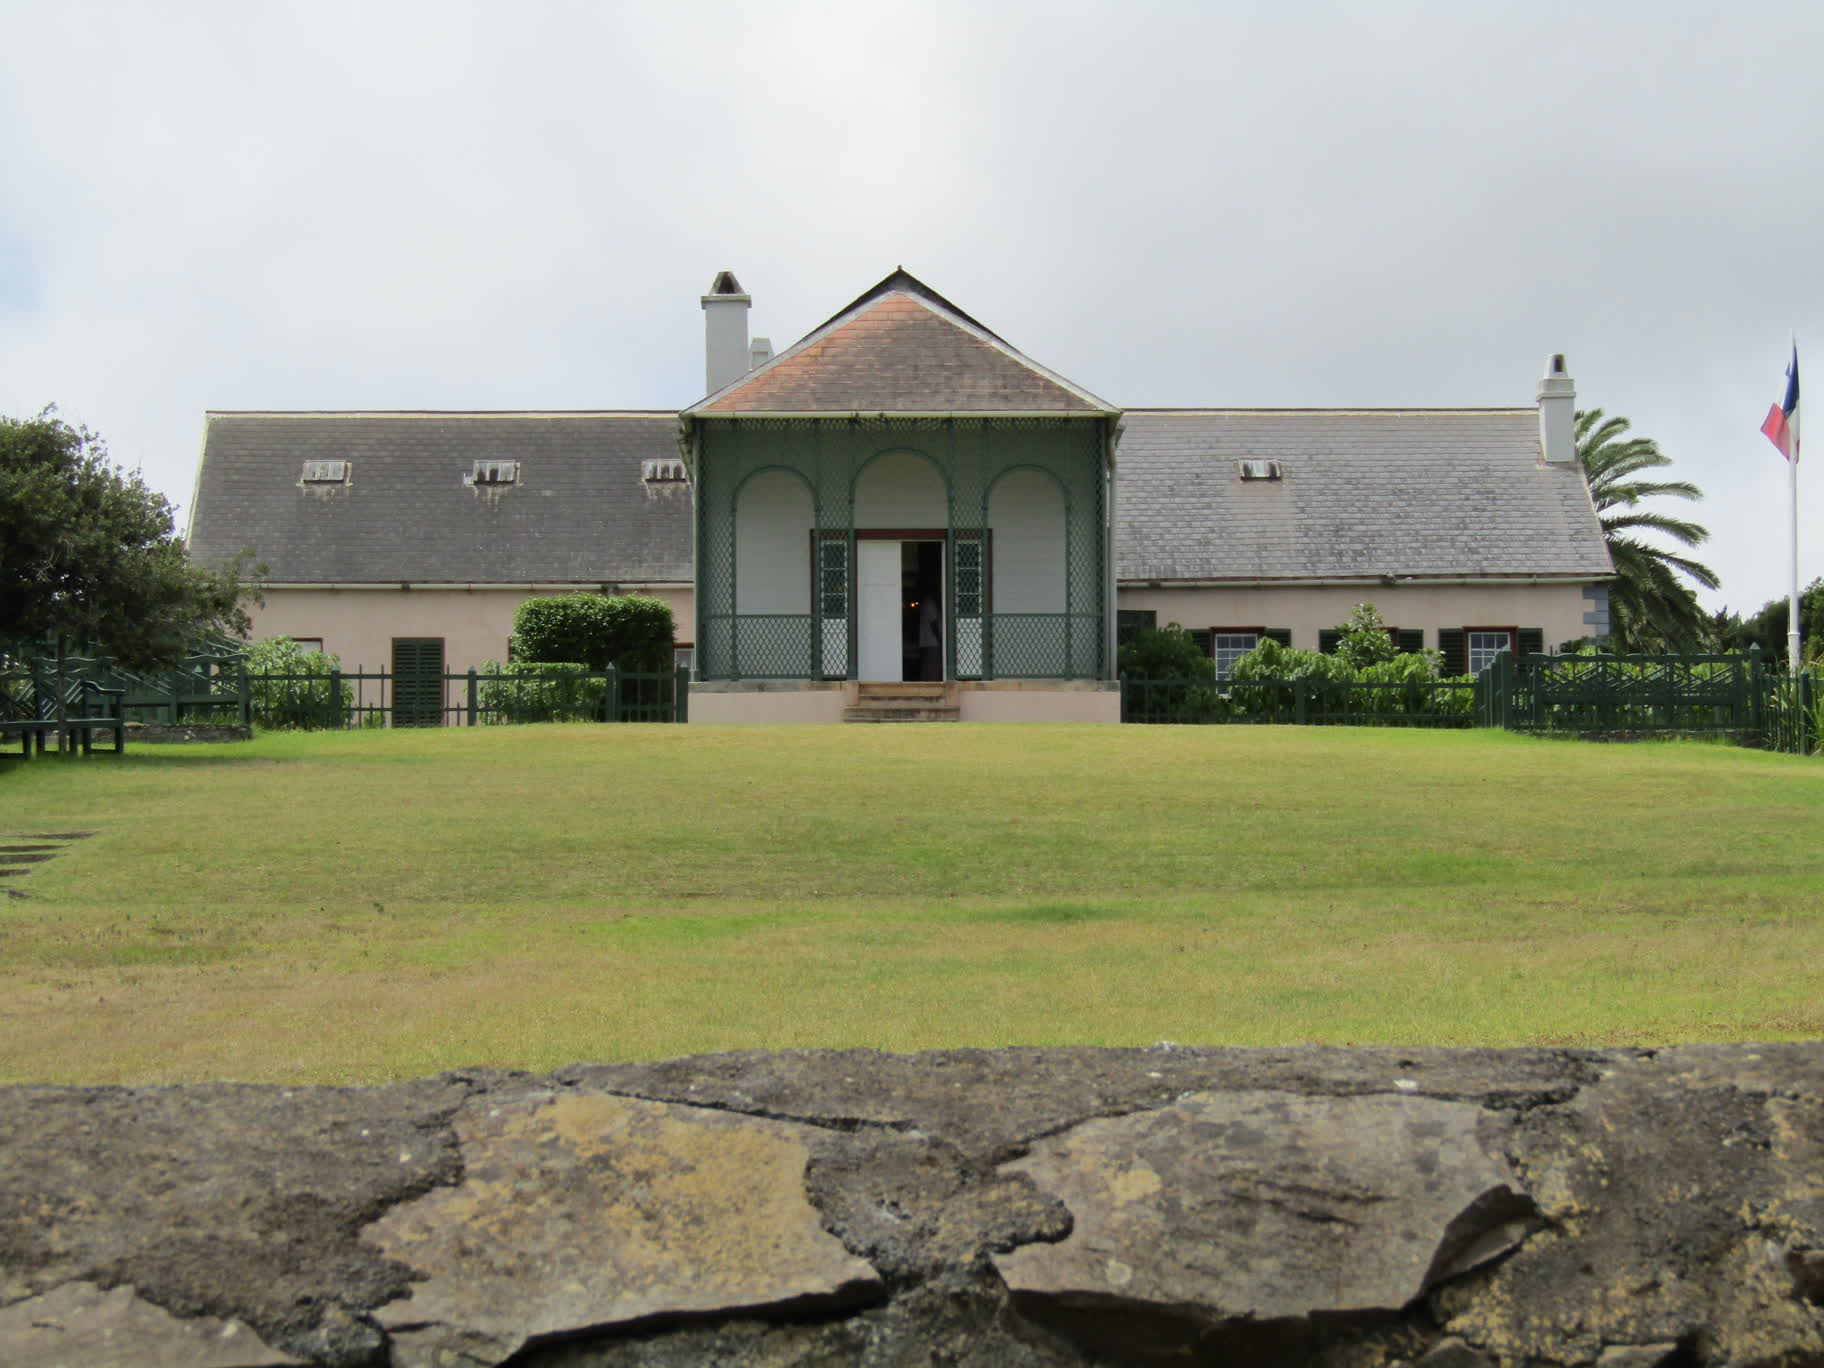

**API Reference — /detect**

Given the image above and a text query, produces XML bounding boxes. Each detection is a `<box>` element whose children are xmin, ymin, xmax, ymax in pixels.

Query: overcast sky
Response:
<box><xmin>3</xmin><ymin>0</ymin><xmax>1820</xmax><ymax>617</ymax></box>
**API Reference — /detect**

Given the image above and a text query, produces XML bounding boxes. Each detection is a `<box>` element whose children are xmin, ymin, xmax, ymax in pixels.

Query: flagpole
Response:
<box><xmin>1791</xmin><ymin>337</ymin><xmax>1803</xmax><ymax>676</ymax></box>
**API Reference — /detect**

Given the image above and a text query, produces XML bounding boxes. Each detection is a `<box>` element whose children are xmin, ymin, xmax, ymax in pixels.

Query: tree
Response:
<box><xmin>1335</xmin><ymin>602</ymin><xmax>1398</xmax><ymax>671</ymax></box>
<box><xmin>1576</xmin><ymin>409</ymin><xmax>1720</xmax><ymax>652</ymax></box>
<box><xmin>1</xmin><ymin>409</ymin><xmax>257</xmax><ymax>741</ymax></box>
<box><xmin>1719</xmin><ymin>578</ymin><xmax>1824</xmax><ymax>668</ymax></box>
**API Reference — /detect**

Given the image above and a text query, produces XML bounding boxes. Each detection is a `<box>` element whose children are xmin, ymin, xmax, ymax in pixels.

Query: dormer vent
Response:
<box><xmin>1237</xmin><ymin>459</ymin><xmax>1282</xmax><ymax>481</ymax></box>
<box><xmin>471</xmin><ymin>460</ymin><xmax>520</xmax><ymax>485</ymax></box>
<box><xmin>301</xmin><ymin>459</ymin><xmax>348</xmax><ymax>484</ymax></box>
<box><xmin>642</xmin><ymin>458</ymin><xmax>689</xmax><ymax>483</ymax></box>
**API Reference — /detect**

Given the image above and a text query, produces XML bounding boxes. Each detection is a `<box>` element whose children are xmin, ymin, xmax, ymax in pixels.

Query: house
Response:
<box><xmin>185</xmin><ymin>270</ymin><xmax>1612</xmax><ymax>720</ymax></box>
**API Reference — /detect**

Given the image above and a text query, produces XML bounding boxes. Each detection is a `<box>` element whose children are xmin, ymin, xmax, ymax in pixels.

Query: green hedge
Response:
<box><xmin>509</xmin><ymin>595</ymin><xmax>673</xmax><ymax>671</ymax></box>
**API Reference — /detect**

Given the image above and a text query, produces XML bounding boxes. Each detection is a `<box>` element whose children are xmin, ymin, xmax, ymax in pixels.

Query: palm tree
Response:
<box><xmin>1576</xmin><ymin>409</ymin><xmax>1720</xmax><ymax>652</ymax></box>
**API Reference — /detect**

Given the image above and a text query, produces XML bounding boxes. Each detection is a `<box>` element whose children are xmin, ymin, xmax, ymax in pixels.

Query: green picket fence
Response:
<box><xmin>1476</xmin><ymin>646</ymin><xmax>1820</xmax><ymax>754</ymax></box>
<box><xmin>236</xmin><ymin>665</ymin><xmax>691</xmax><ymax>728</ymax></box>
<box><xmin>1479</xmin><ymin>647</ymin><xmax>1767</xmax><ymax>734</ymax></box>
<box><xmin>2</xmin><ymin>655</ymin><xmax>690</xmax><ymax>729</ymax></box>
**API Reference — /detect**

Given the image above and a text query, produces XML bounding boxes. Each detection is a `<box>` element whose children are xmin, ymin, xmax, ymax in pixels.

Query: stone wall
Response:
<box><xmin>2</xmin><ymin>1045</ymin><xmax>1821</xmax><ymax>1367</ymax></box>
<box><xmin>126</xmin><ymin>722</ymin><xmax>253</xmax><ymax>744</ymax></box>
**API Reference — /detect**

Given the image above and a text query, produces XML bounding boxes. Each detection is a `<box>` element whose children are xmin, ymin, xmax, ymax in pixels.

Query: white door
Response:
<box><xmin>857</xmin><ymin>540</ymin><xmax>902</xmax><ymax>682</ymax></box>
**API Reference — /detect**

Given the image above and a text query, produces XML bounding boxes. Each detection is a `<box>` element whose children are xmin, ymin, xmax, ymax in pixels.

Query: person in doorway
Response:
<box><xmin>917</xmin><ymin>591</ymin><xmax>942</xmax><ymax>681</ymax></box>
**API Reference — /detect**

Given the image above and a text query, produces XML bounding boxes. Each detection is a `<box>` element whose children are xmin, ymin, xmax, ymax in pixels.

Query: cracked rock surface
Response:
<box><xmin>2</xmin><ymin>1045</ymin><xmax>1822</xmax><ymax>1367</ymax></box>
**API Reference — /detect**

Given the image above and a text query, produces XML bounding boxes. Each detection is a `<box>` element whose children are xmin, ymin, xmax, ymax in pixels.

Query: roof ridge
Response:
<box><xmin>204</xmin><ymin>409</ymin><xmax>678</xmax><ymax>418</ymax></box>
<box><xmin>1123</xmin><ymin>406</ymin><xmax>1535</xmax><ymax>416</ymax></box>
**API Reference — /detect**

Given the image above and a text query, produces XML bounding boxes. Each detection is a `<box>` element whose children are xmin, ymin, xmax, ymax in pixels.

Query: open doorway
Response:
<box><xmin>901</xmin><ymin>540</ymin><xmax>944</xmax><ymax>681</ymax></box>
<box><xmin>857</xmin><ymin>537</ymin><xmax>945</xmax><ymax>682</ymax></box>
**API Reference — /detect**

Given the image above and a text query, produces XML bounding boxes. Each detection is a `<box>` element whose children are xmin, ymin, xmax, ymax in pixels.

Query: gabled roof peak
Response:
<box><xmin>688</xmin><ymin>267</ymin><xmax>1114</xmax><ymax>416</ymax></box>
<box><xmin>810</xmin><ymin>266</ymin><xmax>1001</xmax><ymax>343</ymax></box>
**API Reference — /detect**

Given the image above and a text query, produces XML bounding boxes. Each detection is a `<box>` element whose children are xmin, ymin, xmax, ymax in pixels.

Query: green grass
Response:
<box><xmin>1</xmin><ymin>724</ymin><xmax>1821</xmax><ymax>1083</ymax></box>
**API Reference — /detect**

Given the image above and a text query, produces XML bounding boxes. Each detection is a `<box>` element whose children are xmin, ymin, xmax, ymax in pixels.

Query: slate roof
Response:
<box><xmin>1115</xmin><ymin>409</ymin><xmax>1613</xmax><ymax>582</ymax></box>
<box><xmin>689</xmin><ymin>269</ymin><xmax>1114</xmax><ymax>415</ymax></box>
<box><xmin>187</xmin><ymin>412</ymin><xmax>692</xmax><ymax>584</ymax></box>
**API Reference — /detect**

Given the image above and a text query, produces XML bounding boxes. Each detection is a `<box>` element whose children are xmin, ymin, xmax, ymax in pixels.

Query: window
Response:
<box><xmin>1213</xmin><ymin>632</ymin><xmax>1259</xmax><ymax>679</ymax></box>
<box><xmin>642</xmin><ymin>459</ymin><xmax>688</xmax><ymax>483</ymax></box>
<box><xmin>953</xmin><ymin>533</ymin><xmax>987</xmax><ymax>618</ymax></box>
<box><xmin>292</xmin><ymin>637</ymin><xmax>325</xmax><ymax>655</ymax></box>
<box><xmin>470</xmin><ymin>460</ymin><xmax>519</xmax><ymax>485</ymax></box>
<box><xmin>1117</xmin><ymin>609</ymin><xmax>1157</xmax><ymax>645</ymax></box>
<box><xmin>1236</xmin><ymin>459</ymin><xmax>1282</xmax><ymax>481</ymax></box>
<box><xmin>815</xmin><ymin>534</ymin><xmax>850</xmax><ymax>619</ymax></box>
<box><xmin>1467</xmin><ymin>629</ymin><xmax>1517</xmax><ymax>675</ymax></box>
<box><xmin>300</xmin><ymin>460</ymin><xmax>348</xmax><ymax>484</ymax></box>
<box><xmin>1204</xmin><ymin>627</ymin><xmax>1292</xmax><ymax>679</ymax></box>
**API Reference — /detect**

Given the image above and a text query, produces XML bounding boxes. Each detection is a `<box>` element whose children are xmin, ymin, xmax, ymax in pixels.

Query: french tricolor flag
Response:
<box><xmin>1762</xmin><ymin>345</ymin><xmax>1800</xmax><ymax>460</ymax></box>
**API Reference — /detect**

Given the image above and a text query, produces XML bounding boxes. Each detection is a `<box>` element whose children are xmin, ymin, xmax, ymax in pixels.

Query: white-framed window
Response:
<box><xmin>1212</xmin><ymin>632</ymin><xmax>1260</xmax><ymax>680</ymax></box>
<box><xmin>1467</xmin><ymin>629</ymin><xmax>1516</xmax><ymax>675</ymax></box>
<box><xmin>292</xmin><ymin>637</ymin><xmax>325</xmax><ymax>655</ymax></box>
<box><xmin>300</xmin><ymin>460</ymin><xmax>348</xmax><ymax>484</ymax></box>
<box><xmin>642</xmin><ymin>458</ymin><xmax>688</xmax><ymax>483</ymax></box>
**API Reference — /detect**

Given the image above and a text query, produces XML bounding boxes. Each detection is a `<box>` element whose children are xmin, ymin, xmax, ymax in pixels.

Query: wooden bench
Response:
<box><xmin>0</xmin><ymin>685</ymin><xmax>126</xmax><ymax>760</ymax></box>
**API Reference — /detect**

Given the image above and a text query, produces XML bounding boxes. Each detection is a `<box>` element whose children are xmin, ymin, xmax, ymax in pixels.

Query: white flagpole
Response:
<box><xmin>1790</xmin><ymin>338</ymin><xmax>1803</xmax><ymax>676</ymax></box>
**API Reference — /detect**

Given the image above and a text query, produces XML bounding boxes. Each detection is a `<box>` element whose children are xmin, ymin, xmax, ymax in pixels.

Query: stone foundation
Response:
<box><xmin>126</xmin><ymin>722</ymin><xmax>254</xmax><ymax>744</ymax></box>
<box><xmin>2</xmin><ymin>1045</ymin><xmax>1821</xmax><ymax>1366</ymax></box>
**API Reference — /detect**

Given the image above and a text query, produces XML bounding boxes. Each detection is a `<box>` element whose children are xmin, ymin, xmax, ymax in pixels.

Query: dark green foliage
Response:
<box><xmin>509</xmin><ymin>594</ymin><xmax>674</xmax><ymax>671</ymax></box>
<box><xmin>475</xmin><ymin>660</ymin><xmax>607</xmax><ymax>724</ymax></box>
<box><xmin>1117</xmin><ymin>624</ymin><xmax>1215</xmax><ymax>681</ymax></box>
<box><xmin>244</xmin><ymin>635</ymin><xmax>353</xmax><ymax>730</ymax></box>
<box><xmin>1335</xmin><ymin>603</ymin><xmax>1398</xmax><ymax>671</ymax></box>
<box><xmin>1577</xmin><ymin>409</ymin><xmax>1718</xmax><ymax>651</ymax></box>
<box><xmin>1719</xmin><ymin>578</ymin><xmax>1824</xmax><ymax>668</ymax></box>
<box><xmin>0</xmin><ymin>409</ymin><xmax>256</xmax><ymax>666</ymax></box>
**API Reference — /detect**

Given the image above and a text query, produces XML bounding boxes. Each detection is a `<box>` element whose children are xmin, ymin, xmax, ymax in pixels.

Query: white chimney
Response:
<box><xmin>750</xmin><ymin>336</ymin><xmax>773</xmax><ymax>370</ymax></box>
<box><xmin>701</xmin><ymin>270</ymin><xmax>752</xmax><ymax>395</ymax></box>
<box><xmin>1538</xmin><ymin>353</ymin><xmax>1576</xmax><ymax>465</ymax></box>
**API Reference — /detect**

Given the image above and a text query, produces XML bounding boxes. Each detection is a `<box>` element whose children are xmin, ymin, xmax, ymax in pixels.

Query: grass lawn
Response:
<box><xmin>2</xmin><ymin>723</ymin><xmax>1821</xmax><ymax>1084</ymax></box>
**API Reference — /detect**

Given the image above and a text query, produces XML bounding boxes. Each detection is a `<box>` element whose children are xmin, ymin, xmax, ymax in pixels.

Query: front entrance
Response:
<box><xmin>856</xmin><ymin>539</ymin><xmax>944</xmax><ymax>682</ymax></box>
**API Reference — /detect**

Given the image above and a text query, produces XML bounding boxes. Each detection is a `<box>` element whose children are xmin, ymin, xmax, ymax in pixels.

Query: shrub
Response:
<box><xmin>1226</xmin><ymin>638</ymin><xmax>1351</xmax><ymax>720</ymax></box>
<box><xmin>475</xmin><ymin>660</ymin><xmax>607</xmax><ymax>724</ymax></box>
<box><xmin>1336</xmin><ymin>602</ymin><xmax>1398</xmax><ymax>671</ymax></box>
<box><xmin>244</xmin><ymin>635</ymin><xmax>352</xmax><ymax>730</ymax></box>
<box><xmin>1118</xmin><ymin>625</ymin><xmax>1215</xmax><ymax>681</ymax></box>
<box><xmin>509</xmin><ymin>594</ymin><xmax>674</xmax><ymax>671</ymax></box>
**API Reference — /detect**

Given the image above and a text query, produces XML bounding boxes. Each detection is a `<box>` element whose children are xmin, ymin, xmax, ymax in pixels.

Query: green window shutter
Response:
<box><xmin>1117</xmin><ymin>609</ymin><xmax>1157</xmax><ymax>645</ymax></box>
<box><xmin>1517</xmin><ymin>628</ymin><xmax>1544</xmax><ymax>658</ymax></box>
<box><xmin>1189</xmin><ymin>628</ymin><xmax>1214</xmax><ymax>658</ymax></box>
<box><xmin>392</xmin><ymin>638</ymin><xmax>446</xmax><ymax>727</ymax></box>
<box><xmin>1264</xmin><ymin>628</ymin><xmax>1293</xmax><ymax>648</ymax></box>
<box><xmin>1318</xmin><ymin>629</ymin><xmax>1341</xmax><ymax>655</ymax></box>
<box><xmin>1438</xmin><ymin>629</ymin><xmax>1467</xmax><ymax>676</ymax></box>
<box><xmin>1396</xmin><ymin>629</ymin><xmax>1424</xmax><ymax>654</ymax></box>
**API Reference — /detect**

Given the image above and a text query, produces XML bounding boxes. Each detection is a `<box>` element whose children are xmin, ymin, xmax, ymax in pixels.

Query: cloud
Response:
<box><xmin>2</xmin><ymin>0</ymin><xmax>1820</xmax><ymax>612</ymax></box>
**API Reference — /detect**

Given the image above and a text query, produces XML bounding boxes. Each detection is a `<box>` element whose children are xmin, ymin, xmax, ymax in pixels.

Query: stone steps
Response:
<box><xmin>843</xmin><ymin>682</ymin><xmax>959</xmax><ymax>723</ymax></box>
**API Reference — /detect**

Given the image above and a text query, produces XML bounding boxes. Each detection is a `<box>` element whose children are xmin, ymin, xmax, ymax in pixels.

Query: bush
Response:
<box><xmin>1355</xmin><ymin>652</ymin><xmax>1469</xmax><ymax>721</ymax></box>
<box><xmin>475</xmin><ymin>660</ymin><xmax>607</xmax><ymax>724</ymax></box>
<box><xmin>1118</xmin><ymin>625</ymin><xmax>1215</xmax><ymax>681</ymax></box>
<box><xmin>509</xmin><ymin>594</ymin><xmax>674</xmax><ymax>671</ymax></box>
<box><xmin>244</xmin><ymin>635</ymin><xmax>352</xmax><ymax>730</ymax></box>
<box><xmin>1336</xmin><ymin>603</ymin><xmax>1398</xmax><ymax>671</ymax></box>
